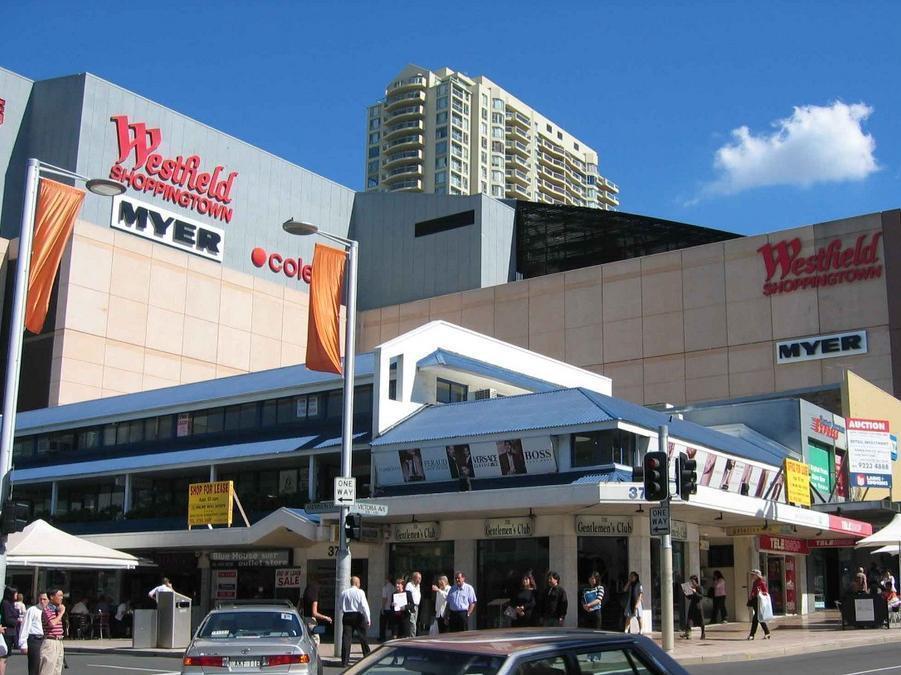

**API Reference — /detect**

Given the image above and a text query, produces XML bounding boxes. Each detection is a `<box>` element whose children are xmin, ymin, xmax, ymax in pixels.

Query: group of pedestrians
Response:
<box><xmin>0</xmin><ymin>586</ymin><xmax>67</xmax><ymax>675</ymax></box>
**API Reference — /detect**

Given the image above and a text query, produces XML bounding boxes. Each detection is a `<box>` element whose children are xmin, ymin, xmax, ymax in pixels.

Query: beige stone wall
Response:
<box><xmin>48</xmin><ymin>220</ymin><xmax>317</xmax><ymax>404</ymax></box>
<box><xmin>359</xmin><ymin>215</ymin><xmax>893</xmax><ymax>405</ymax></box>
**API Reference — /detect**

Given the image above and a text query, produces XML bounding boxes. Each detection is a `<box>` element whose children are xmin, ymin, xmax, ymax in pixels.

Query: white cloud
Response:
<box><xmin>703</xmin><ymin>102</ymin><xmax>878</xmax><ymax>196</ymax></box>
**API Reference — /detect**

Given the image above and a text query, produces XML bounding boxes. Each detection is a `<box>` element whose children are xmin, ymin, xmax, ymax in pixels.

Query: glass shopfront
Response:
<box><xmin>575</xmin><ymin>515</ymin><xmax>632</xmax><ymax>630</ymax></box>
<box><xmin>476</xmin><ymin>535</ymin><xmax>549</xmax><ymax>629</ymax></box>
<box><xmin>651</xmin><ymin>538</ymin><xmax>687</xmax><ymax>629</ymax></box>
<box><xmin>209</xmin><ymin>550</ymin><xmax>294</xmax><ymax>603</ymax></box>
<box><xmin>388</xmin><ymin>540</ymin><xmax>455</xmax><ymax>628</ymax></box>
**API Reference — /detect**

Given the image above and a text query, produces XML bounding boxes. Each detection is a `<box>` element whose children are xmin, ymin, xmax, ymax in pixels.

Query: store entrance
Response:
<box><xmin>476</xmin><ymin>538</ymin><xmax>549</xmax><ymax>630</ymax></box>
<box><xmin>651</xmin><ymin>539</ymin><xmax>686</xmax><ymax>630</ymax></box>
<box><xmin>577</xmin><ymin>536</ymin><xmax>629</xmax><ymax>630</ymax></box>
<box><xmin>388</xmin><ymin>541</ymin><xmax>455</xmax><ymax>629</ymax></box>
<box><xmin>766</xmin><ymin>556</ymin><xmax>785</xmax><ymax>614</ymax></box>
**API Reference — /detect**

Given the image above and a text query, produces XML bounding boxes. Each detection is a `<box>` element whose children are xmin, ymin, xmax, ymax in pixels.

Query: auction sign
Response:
<box><xmin>784</xmin><ymin>458</ymin><xmax>812</xmax><ymax>506</ymax></box>
<box><xmin>847</xmin><ymin>418</ymin><xmax>893</xmax><ymax>489</ymax></box>
<box><xmin>188</xmin><ymin>480</ymin><xmax>235</xmax><ymax>527</ymax></box>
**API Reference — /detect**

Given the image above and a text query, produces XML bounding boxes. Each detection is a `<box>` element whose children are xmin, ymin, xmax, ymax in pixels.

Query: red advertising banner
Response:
<box><xmin>785</xmin><ymin>557</ymin><xmax>797</xmax><ymax>613</ymax></box>
<box><xmin>807</xmin><ymin>537</ymin><xmax>859</xmax><ymax>549</ymax></box>
<box><xmin>828</xmin><ymin>514</ymin><xmax>873</xmax><ymax>537</ymax></box>
<box><xmin>759</xmin><ymin>535</ymin><xmax>809</xmax><ymax>555</ymax></box>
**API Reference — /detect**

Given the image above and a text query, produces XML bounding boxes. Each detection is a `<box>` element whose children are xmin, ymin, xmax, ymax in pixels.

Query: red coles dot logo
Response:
<box><xmin>250</xmin><ymin>247</ymin><xmax>312</xmax><ymax>284</ymax></box>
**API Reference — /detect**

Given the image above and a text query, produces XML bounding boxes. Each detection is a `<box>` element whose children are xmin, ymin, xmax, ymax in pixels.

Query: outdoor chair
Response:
<box><xmin>92</xmin><ymin>611</ymin><xmax>110</xmax><ymax>639</ymax></box>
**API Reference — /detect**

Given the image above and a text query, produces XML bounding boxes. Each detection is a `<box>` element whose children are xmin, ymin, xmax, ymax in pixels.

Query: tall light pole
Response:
<box><xmin>0</xmin><ymin>158</ymin><xmax>124</xmax><ymax>590</ymax></box>
<box><xmin>282</xmin><ymin>219</ymin><xmax>357</xmax><ymax>657</ymax></box>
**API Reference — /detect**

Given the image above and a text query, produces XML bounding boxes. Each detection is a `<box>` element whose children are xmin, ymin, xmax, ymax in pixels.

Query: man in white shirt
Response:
<box><xmin>338</xmin><ymin>576</ymin><xmax>371</xmax><ymax>667</ymax></box>
<box><xmin>148</xmin><ymin>578</ymin><xmax>173</xmax><ymax>604</ymax></box>
<box><xmin>405</xmin><ymin>571</ymin><xmax>422</xmax><ymax>637</ymax></box>
<box><xmin>19</xmin><ymin>592</ymin><xmax>48</xmax><ymax>675</ymax></box>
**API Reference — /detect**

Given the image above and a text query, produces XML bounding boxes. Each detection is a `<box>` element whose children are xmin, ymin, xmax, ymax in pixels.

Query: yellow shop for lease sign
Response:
<box><xmin>188</xmin><ymin>480</ymin><xmax>234</xmax><ymax>526</ymax></box>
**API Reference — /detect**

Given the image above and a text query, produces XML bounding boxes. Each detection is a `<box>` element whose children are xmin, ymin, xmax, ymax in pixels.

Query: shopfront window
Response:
<box><xmin>476</xmin><ymin>537</ymin><xmax>549</xmax><ymax>629</ymax></box>
<box><xmin>389</xmin><ymin>541</ymin><xmax>455</xmax><ymax>627</ymax></box>
<box><xmin>651</xmin><ymin>538</ymin><xmax>686</xmax><ymax>629</ymax></box>
<box><xmin>577</xmin><ymin>536</ymin><xmax>629</xmax><ymax>630</ymax></box>
<box><xmin>572</xmin><ymin>430</ymin><xmax>640</xmax><ymax>467</ymax></box>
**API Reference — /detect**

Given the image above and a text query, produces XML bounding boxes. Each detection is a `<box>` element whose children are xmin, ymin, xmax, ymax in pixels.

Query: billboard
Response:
<box><xmin>784</xmin><ymin>458</ymin><xmax>811</xmax><ymax>506</ymax></box>
<box><xmin>188</xmin><ymin>480</ymin><xmax>234</xmax><ymax>527</ymax></box>
<box><xmin>847</xmin><ymin>418</ymin><xmax>893</xmax><ymax>489</ymax></box>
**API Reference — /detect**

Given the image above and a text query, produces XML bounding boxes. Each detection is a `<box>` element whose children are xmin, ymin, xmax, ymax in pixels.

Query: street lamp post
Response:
<box><xmin>0</xmin><ymin>158</ymin><xmax>124</xmax><ymax>590</ymax></box>
<box><xmin>283</xmin><ymin>219</ymin><xmax>357</xmax><ymax>657</ymax></box>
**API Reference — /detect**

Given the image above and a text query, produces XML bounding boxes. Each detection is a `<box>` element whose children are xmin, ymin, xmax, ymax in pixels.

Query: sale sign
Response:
<box><xmin>275</xmin><ymin>568</ymin><xmax>304</xmax><ymax>589</ymax></box>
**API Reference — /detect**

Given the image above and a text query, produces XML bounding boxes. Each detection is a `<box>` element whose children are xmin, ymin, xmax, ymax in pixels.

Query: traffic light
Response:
<box><xmin>1</xmin><ymin>501</ymin><xmax>29</xmax><ymax>535</ymax></box>
<box><xmin>344</xmin><ymin>512</ymin><xmax>362</xmax><ymax>541</ymax></box>
<box><xmin>676</xmin><ymin>452</ymin><xmax>698</xmax><ymax>500</ymax></box>
<box><xmin>643</xmin><ymin>452</ymin><xmax>669</xmax><ymax>502</ymax></box>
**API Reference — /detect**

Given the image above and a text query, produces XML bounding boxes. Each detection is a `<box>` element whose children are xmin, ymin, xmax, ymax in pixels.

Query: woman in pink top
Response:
<box><xmin>712</xmin><ymin>570</ymin><xmax>728</xmax><ymax>624</ymax></box>
<box><xmin>747</xmin><ymin>569</ymin><xmax>771</xmax><ymax>640</ymax></box>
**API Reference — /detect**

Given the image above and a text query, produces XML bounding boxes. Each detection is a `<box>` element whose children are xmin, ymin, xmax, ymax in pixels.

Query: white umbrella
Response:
<box><xmin>856</xmin><ymin>513</ymin><xmax>901</xmax><ymax>589</ymax></box>
<box><xmin>874</xmin><ymin>545</ymin><xmax>900</xmax><ymax>555</ymax></box>
<box><xmin>7</xmin><ymin>519</ymin><xmax>138</xmax><ymax>569</ymax></box>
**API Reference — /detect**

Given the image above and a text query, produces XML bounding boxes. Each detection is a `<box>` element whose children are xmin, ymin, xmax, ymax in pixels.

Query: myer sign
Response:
<box><xmin>575</xmin><ymin>516</ymin><xmax>633</xmax><ymax>536</ymax></box>
<box><xmin>776</xmin><ymin>330</ymin><xmax>867</xmax><ymax>365</ymax></box>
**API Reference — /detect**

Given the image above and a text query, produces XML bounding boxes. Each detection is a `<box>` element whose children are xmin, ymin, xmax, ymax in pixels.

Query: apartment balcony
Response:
<box><xmin>506</xmin><ymin>182</ymin><xmax>530</xmax><ymax>198</ymax></box>
<box><xmin>537</xmin><ymin>151</ymin><xmax>565</xmax><ymax>170</ymax></box>
<box><xmin>538</xmin><ymin>137</ymin><xmax>565</xmax><ymax>159</ymax></box>
<box><xmin>383</xmin><ymin>119</ymin><xmax>424</xmax><ymax>141</ymax></box>
<box><xmin>382</xmin><ymin>164</ymin><xmax>423</xmax><ymax>183</ymax></box>
<box><xmin>538</xmin><ymin>179</ymin><xmax>566</xmax><ymax>200</ymax></box>
<box><xmin>385</xmin><ymin>104</ymin><xmax>425</xmax><ymax>123</ymax></box>
<box><xmin>382</xmin><ymin>149</ymin><xmax>422</xmax><ymax>170</ymax></box>
<box><xmin>538</xmin><ymin>162</ymin><xmax>566</xmax><ymax>187</ymax></box>
<box><xmin>505</xmin><ymin>154</ymin><xmax>530</xmax><ymax>170</ymax></box>
<box><xmin>506</xmin><ymin>125</ymin><xmax>530</xmax><ymax>143</ymax></box>
<box><xmin>505</xmin><ymin>140</ymin><xmax>530</xmax><ymax>158</ymax></box>
<box><xmin>388</xmin><ymin>178</ymin><xmax>423</xmax><ymax>192</ymax></box>
<box><xmin>505</xmin><ymin>168</ymin><xmax>530</xmax><ymax>186</ymax></box>
<box><xmin>505</xmin><ymin>111</ymin><xmax>530</xmax><ymax>130</ymax></box>
<box><xmin>389</xmin><ymin>75</ymin><xmax>427</xmax><ymax>94</ymax></box>
<box><xmin>598</xmin><ymin>189</ymin><xmax>620</xmax><ymax>207</ymax></box>
<box><xmin>565</xmin><ymin>153</ymin><xmax>587</xmax><ymax>172</ymax></box>
<box><xmin>602</xmin><ymin>177</ymin><xmax>620</xmax><ymax>193</ymax></box>
<box><xmin>385</xmin><ymin>90</ymin><xmax>426</xmax><ymax>111</ymax></box>
<box><xmin>383</xmin><ymin>133</ymin><xmax>424</xmax><ymax>153</ymax></box>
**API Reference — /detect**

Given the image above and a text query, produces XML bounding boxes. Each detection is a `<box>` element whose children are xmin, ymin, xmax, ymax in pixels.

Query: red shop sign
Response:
<box><xmin>759</xmin><ymin>535</ymin><xmax>809</xmax><ymax>555</ymax></box>
<box><xmin>827</xmin><ymin>514</ymin><xmax>873</xmax><ymax>537</ymax></box>
<box><xmin>807</xmin><ymin>537</ymin><xmax>858</xmax><ymax>549</ymax></box>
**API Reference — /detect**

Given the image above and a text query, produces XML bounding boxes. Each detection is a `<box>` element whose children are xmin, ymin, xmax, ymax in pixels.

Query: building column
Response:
<box><xmin>209</xmin><ymin>465</ymin><xmax>218</xmax><ymax>482</ymax></box>
<box><xmin>123</xmin><ymin>474</ymin><xmax>132</xmax><ymax>514</ymax></box>
<box><xmin>50</xmin><ymin>482</ymin><xmax>59</xmax><ymax>516</ymax></box>
<box><xmin>308</xmin><ymin>455</ymin><xmax>318</xmax><ymax>501</ymax></box>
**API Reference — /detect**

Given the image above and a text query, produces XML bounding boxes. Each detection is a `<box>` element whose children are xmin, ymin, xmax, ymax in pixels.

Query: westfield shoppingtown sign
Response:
<box><xmin>107</xmin><ymin>115</ymin><xmax>239</xmax><ymax>223</ymax></box>
<box><xmin>757</xmin><ymin>233</ymin><xmax>882</xmax><ymax>296</ymax></box>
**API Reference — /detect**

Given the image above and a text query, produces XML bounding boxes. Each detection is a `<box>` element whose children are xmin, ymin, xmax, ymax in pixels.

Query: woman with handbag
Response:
<box><xmin>747</xmin><ymin>568</ymin><xmax>771</xmax><ymax>640</ymax></box>
<box><xmin>507</xmin><ymin>575</ymin><xmax>536</xmax><ymax>627</ymax></box>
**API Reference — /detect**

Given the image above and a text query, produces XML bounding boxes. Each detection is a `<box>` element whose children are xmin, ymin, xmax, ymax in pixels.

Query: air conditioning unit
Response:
<box><xmin>473</xmin><ymin>388</ymin><xmax>498</xmax><ymax>400</ymax></box>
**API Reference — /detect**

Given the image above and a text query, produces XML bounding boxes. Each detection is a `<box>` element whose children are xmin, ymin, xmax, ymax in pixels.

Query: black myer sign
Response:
<box><xmin>111</xmin><ymin>195</ymin><xmax>225</xmax><ymax>262</ymax></box>
<box><xmin>776</xmin><ymin>330</ymin><xmax>867</xmax><ymax>365</ymax></box>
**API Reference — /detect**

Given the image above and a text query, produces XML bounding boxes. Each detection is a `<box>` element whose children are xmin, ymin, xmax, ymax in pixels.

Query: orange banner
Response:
<box><xmin>25</xmin><ymin>179</ymin><xmax>85</xmax><ymax>334</ymax></box>
<box><xmin>305</xmin><ymin>242</ymin><xmax>346</xmax><ymax>374</ymax></box>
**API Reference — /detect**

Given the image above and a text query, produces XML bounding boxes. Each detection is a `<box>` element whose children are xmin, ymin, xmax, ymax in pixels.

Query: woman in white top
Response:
<box><xmin>431</xmin><ymin>576</ymin><xmax>450</xmax><ymax>633</ymax></box>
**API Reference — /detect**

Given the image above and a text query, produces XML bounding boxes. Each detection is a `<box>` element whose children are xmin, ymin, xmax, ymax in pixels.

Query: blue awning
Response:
<box><xmin>11</xmin><ymin>432</ymin><xmax>368</xmax><ymax>483</ymax></box>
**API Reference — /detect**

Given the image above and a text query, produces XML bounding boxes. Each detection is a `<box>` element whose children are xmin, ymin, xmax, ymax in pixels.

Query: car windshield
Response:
<box><xmin>198</xmin><ymin>611</ymin><xmax>302</xmax><ymax>639</ymax></box>
<box><xmin>349</xmin><ymin>646</ymin><xmax>505</xmax><ymax>675</ymax></box>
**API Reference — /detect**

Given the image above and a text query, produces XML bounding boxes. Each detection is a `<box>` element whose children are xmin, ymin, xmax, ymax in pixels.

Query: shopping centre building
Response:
<box><xmin>0</xmin><ymin>66</ymin><xmax>899</xmax><ymax>632</ymax></box>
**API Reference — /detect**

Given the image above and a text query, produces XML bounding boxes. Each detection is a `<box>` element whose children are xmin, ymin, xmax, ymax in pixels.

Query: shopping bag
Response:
<box><xmin>758</xmin><ymin>592</ymin><xmax>774</xmax><ymax>622</ymax></box>
<box><xmin>428</xmin><ymin>619</ymin><xmax>439</xmax><ymax>636</ymax></box>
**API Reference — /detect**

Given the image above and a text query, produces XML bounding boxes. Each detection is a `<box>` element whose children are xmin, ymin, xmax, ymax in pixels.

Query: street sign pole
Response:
<box><xmin>659</xmin><ymin>424</ymin><xmax>674</xmax><ymax>653</ymax></box>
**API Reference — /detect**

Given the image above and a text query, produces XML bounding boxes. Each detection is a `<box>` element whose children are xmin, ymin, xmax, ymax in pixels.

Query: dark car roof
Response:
<box><xmin>382</xmin><ymin>628</ymin><xmax>656</xmax><ymax>657</ymax></box>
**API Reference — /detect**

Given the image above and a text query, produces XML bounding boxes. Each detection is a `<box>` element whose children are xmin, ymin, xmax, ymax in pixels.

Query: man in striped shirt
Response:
<box><xmin>39</xmin><ymin>589</ymin><xmax>65</xmax><ymax>675</ymax></box>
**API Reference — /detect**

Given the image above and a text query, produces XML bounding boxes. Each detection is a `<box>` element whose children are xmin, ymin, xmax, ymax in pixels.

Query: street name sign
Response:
<box><xmin>650</xmin><ymin>502</ymin><xmax>671</xmax><ymax>536</ymax></box>
<box><xmin>304</xmin><ymin>500</ymin><xmax>339</xmax><ymax>514</ymax></box>
<box><xmin>349</xmin><ymin>502</ymin><xmax>389</xmax><ymax>517</ymax></box>
<box><xmin>335</xmin><ymin>477</ymin><xmax>356</xmax><ymax>506</ymax></box>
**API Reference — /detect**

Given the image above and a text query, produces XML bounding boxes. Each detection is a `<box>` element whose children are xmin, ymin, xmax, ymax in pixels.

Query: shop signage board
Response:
<box><xmin>575</xmin><ymin>516</ymin><xmax>634</xmax><ymax>536</ymax></box>
<box><xmin>275</xmin><ymin>568</ymin><xmax>304</xmax><ymax>589</ymax></box>
<box><xmin>334</xmin><ymin>477</ymin><xmax>356</xmax><ymax>506</ymax></box>
<box><xmin>393</xmin><ymin>521</ymin><xmax>440</xmax><ymax>542</ymax></box>
<box><xmin>758</xmin><ymin>535</ymin><xmax>809</xmax><ymax>555</ymax></box>
<box><xmin>808</xmin><ymin>537</ymin><xmax>858</xmax><ymax>548</ymax></box>
<box><xmin>213</xmin><ymin>570</ymin><xmax>237</xmax><ymax>600</ymax></box>
<box><xmin>807</xmin><ymin>444</ymin><xmax>833</xmax><ymax>495</ymax></box>
<box><xmin>209</xmin><ymin>550</ymin><xmax>291</xmax><ymax>568</ymax></box>
<box><xmin>726</xmin><ymin>525</ymin><xmax>794</xmax><ymax>537</ymax></box>
<box><xmin>670</xmin><ymin>519</ymin><xmax>688</xmax><ymax>541</ymax></box>
<box><xmin>649</xmin><ymin>503</ymin><xmax>670</xmax><ymax>536</ymax></box>
<box><xmin>775</xmin><ymin>331</ymin><xmax>867</xmax><ymax>364</ymax></box>
<box><xmin>847</xmin><ymin>418</ymin><xmax>893</xmax><ymax>488</ymax></box>
<box><xmin>187</xmin><ymin>480</ymin><xmax>234</xmax><ymax>527</ymax></box>
<box><xmin>784</xmin><ymin>458</ymin><xmax>812</xmax><ymax>506</ymax></box>
<box><xmin>484</xmin><ymin>517</ymin><xmax>534</xmax><ymax>538</ymax></box>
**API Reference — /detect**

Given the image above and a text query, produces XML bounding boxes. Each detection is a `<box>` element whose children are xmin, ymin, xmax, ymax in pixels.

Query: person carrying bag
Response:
<box><xmin>746</xmin><ymin>569</ymin><xmax>771</xmax><ymax>640</ymax></box>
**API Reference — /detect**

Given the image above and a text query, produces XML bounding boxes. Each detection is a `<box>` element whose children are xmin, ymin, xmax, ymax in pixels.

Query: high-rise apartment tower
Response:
<box><xmin>365</xmin><ymin>65</ymin><xmax>619</xmax><ymax>209</ymax></box>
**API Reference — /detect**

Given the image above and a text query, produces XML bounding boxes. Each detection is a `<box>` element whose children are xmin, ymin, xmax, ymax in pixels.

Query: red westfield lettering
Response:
<box><xmin>108</xmin><ymin>115</ymin><xmax>238</xmax><ymax>223</ymax></box>
<box><xmin>757</xmin><ymin>233</ymin><xmax>882</xmax><ymax>296</ymax></box>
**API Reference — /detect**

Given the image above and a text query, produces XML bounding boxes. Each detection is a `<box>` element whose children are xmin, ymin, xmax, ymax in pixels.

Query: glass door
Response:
<box><xmin>766</xmin><ymin>556</ymin><xmax>785</xmax><ymax>614</ymax></box>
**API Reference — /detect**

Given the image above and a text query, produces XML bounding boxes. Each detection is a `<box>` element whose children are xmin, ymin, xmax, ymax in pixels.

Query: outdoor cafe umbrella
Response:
<box><xmin>6</xmin><ymin>519</ymin><xmax>138</xmax><ymax>598</ymax></box>
<box><xmin>856</xmin><ymin>513</ymin><xmax>901</xmax><ymax>586</ymax></box>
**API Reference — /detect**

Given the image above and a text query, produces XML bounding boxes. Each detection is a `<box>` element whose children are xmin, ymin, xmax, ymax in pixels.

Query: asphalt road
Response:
<box><xmin>689</xmin><ymin>640</ymin><xmax>901</xmax><ymax>675</ymax></box>
<box><xmin>6</xmin><ymin>652</ymin><xmax>184</xmax><ymax>674</ymax></box>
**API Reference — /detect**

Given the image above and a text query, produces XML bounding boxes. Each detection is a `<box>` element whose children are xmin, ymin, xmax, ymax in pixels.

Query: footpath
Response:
<box><xmin>61</xmin><ymin>610</ymin><xmax>898</xmax><ymax>668</ymax></box>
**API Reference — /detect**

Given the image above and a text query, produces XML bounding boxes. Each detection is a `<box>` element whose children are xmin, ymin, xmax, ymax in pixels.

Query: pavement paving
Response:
<box><xmin>59</xmin><ymin>610</ymin><xmax>900</xmax><ymax>668</ymax></box>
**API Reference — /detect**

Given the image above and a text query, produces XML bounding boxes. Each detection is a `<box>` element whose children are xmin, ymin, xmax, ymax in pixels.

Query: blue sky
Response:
<box><xmin>3</xmin><ymin>0</ymin><xmax>899</xmax><ymax>235</ymax></box>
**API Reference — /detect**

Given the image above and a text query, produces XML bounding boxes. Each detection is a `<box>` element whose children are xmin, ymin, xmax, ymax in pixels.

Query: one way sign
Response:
<box><xmin>334</xmin><ymin>477</ymin><xmax>356</xmax><ymax>506</ymax></box>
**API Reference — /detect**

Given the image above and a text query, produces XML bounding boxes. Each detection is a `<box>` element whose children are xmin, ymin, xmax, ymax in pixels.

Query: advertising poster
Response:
<box><xmin>785</xmin><ymin>557</ymin><xmax>796</xmax><ymax>613</ymax></box>
<box><xmin>847</xmin><ymin>418</ymin><xmax>893</xmax><ymax>488</ymax></box>
<box><xmin>187</xmin><ymin>480</ymin><xmax>234</xmax><ymax>527</ymax></box>
<box><xmin>807</xmin><ymin>444</ymin><xmax>833</xmax><ymax>495</ymax></box>
<box><xmin>214</xmin><ymin>570</ymin><xmax>237</xmax><ymax>600</ymax></box>
<box><xmin>275</xmin><ymin>568</ymin><xmax>304</xmax><ymax>589</ymax></box>
<box><xmin>784</xmin><ymin>458</ymin><xmax>811</xmax><ymax>506</ymax></box>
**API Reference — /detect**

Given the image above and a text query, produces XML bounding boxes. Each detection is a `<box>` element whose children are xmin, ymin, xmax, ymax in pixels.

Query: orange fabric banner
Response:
<box><xmin>305</xmin><ymin>242</ymin><xmax>346</xmax><ymax>374</ymax></box>
<box><xmin>25</xmin><ymin>179</ymin><xmax>85</xmax><ymax>334</ymax></box>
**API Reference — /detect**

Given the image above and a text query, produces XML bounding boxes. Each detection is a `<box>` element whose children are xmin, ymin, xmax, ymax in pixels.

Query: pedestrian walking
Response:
<box><xmin>445</xmin><ymin>572</ymin><xmax>476</xmax><ymax>632</ymax></box>
<box><xmin>507</xmin><ymin>574</ymin><xmax>536</xmax><ymax>627</ymax></box>
<box><xmin>623</xmin><ymin>572</ymin><xmax>644</xmax><ymax>634</ymax></box>
<box><xmin>581</xmin><ymin>572</ymin><xmax>605</xmax><ymax>629</ymax></box>
<box><xmin>39</xmin><ymin>589</ymin><xmax>66</xmax><ymax>675</ymax></box>
<box><xmin>540</xmin><ymin>572</ymin><xmax>567</xmax><ymax>627</ymax></box>
<box><xmin>379</xmin><ymin>576</ymin><xmax>394</xmax><ymax>641</ymax></box>
<box><xmin>18</xmin><ymin>592</ymin><xmax>48</xmax><ymax>675</ymax></box>
<box><xmin>711</xmin><ymin>570</ymin><xmax>728</xmax><ymax>623</ymax></box>
<box><xmin>431</xmin><ymin>576</ymin><xmax>450</xmax><ymax>633</ymax></box>
<box><xmin>746</xmin><ymin>569</ymin><xmax>771</xmax><ymax>640</ymax></box>
<box><xmin>147</xmin><ymin>577</ymin><xmax>173</xmax><ymax>604</ymax></box>
<box><xmin>338</xmin><ymin>576</ymin><xmax>371</xmax><ymax>667</ymax></box>
<box><xmin>301</xmin><ymin>581</ymin><xmax>333</xmax><ymax>644</ymax></box>
<box><xmin>681</xmin><ymin>575</ymin><xmax>706</xmax><ymax>639</ymax></box>
<box><xmin>0</xmin><ymin>587</ymin><xmax>17</xmax><ymax>662</ymax></box>
<box><xmin>405</xmin><ymin>572</ymin><xmax>422</xmax><ymax>637</ymax></box>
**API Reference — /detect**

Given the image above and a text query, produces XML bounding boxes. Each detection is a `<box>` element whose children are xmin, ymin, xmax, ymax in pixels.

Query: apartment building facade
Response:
<box><xmin>365</xmin><ymin>64</ymin><xmax>620</xmax><ymax>209</ymax></box>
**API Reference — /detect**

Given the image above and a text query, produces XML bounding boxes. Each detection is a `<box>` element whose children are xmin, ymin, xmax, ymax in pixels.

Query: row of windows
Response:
<box><xmin>13</xmin><ymin>386</ymin><xmax>373</xmax><ymax>462</ymax></box>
